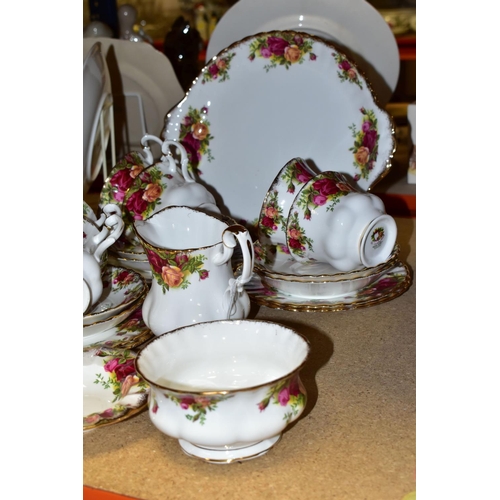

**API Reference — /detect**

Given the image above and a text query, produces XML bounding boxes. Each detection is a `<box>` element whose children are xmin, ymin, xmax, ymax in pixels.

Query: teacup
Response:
<box><xmin>135</xmin><ymin>319</ymin><xmax>310</xmax><ymax>463</ymax></box>
<box><xmin>256</xmin><ymin>158</ymin><xmax>315</xmax><ymax>263</ymax></box>
<box><xmin>286</xmin><ymin>171</ymin><xmax>397</xmax><ymax>272</ymax></box>
<box><xmin>133</xmin><ymin>206</ymin><xmax>255</xmax><ymax>335</ymax></box>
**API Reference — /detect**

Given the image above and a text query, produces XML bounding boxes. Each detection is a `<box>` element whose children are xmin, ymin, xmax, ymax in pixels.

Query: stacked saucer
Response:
<box><xmin>83</xmin><ymin>264</ymin><xmax>148</xmax><ymax>346</ymax></box>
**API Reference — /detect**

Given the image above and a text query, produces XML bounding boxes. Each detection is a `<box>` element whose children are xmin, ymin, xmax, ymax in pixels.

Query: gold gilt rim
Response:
<box><xmin>83</xmin><ymin>393</ymin><xmax>149</xmax><ymax>432</ymax></box>
<box><xmin>179</xmin><ymin>434</ymin><xmax>282</xmax><ymax>464</ymax></box>
<box><xmin>83</xmin><ymin>267</ymin><xmax>148</xmax><ymax>320</ymax></box>
<box><xmin>83</xmin><ymin>292</ymin><xmax>146</xmax><ymax>330</ymax></box>
<box><xmin>84</xmin><ymin>325</ymin><xmax>155</xmax><ymax>352</ymax></box>
<box><xmin>248</xmin><ymin>261</ymin><xmax>412</xmax><ymax>312</ymax></box>
<box><xmin>162</xmin><ymin>29</ymin><xmax>397</xmax><ymax>192</ymax></box>
<box><xmin>255</xmin><ymin>244</ymin><xmax>400</xmax><ymax>283</ymax></box>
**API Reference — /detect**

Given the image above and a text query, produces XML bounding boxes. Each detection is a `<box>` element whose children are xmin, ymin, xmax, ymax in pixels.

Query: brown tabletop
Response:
<box><xmin>83</xmin><ymin>215</ymin><xmax>416</xmax><ymax>500</ymax></box>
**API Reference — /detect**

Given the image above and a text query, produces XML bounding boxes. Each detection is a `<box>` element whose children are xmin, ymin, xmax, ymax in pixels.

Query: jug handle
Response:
<box><xmin>93</xmin><ymin>212</ymin><xmax>125</xmax><ymax>262</ymax></box>
<box><xmin>218</xmin><ymin>225</ymin><xmax>255</xmax><ymax>319</ymax></box>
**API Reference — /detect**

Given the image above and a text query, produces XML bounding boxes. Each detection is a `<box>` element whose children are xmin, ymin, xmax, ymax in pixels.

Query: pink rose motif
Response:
<box><xmin>174</xmin><ymin>253</ymin><xmax>189</xmax><ymax>267</ymax></box>
<box><xmin>295</xmin><ymin>164</ymin><xmax>313</xmax><ymax>183</ymax></box>
<box><xmin>260</xmin><ymin>46</ymin><xmax>272</xmax><ymax>58</ymax></box>
<box><xmin>126</xmin><ymin>190</ymin><xmax>149</xmax><ymax>216</ymax></box>
<box><xmin>293</xmin><ymin>35</ymin><xmax>303</xmax><ymax>46</ymax></box>
<box><xmin>313</xmin><ymin>194</ymin><xmax>328</xmax><ymax>206</ymax></box>
<box><xmin>146</xmin><ymin>249</ymin><xmax>167</xmax><ymax>274</ymax></box>
<box><xmin>113</xmin><ymin>189</ymin><xmax>126</xmax><ymax>202</ymax></box>
<box><xmin>267</xmin><ymin>36</ymin><xmax>289</xmax><ymax>56</ymax></box>
<box><xmin>362</xmin><ymin>129</ymin><xmax>378</xmax><ymax>152</ymax></box>
<box><xmin>362</xmin><ymin>121</ymin><xmax>371</xmax><ymax>132</ymax></box>
<box><xmin>101</xmin><ymin>408</ymin><xmax>115</xmax><ymax>418</ymax></box>
<box><xmin>289</xmin><ymin>376</ymin><xmax>301</xmax><ymax>397</ymax></box>
<box><xmin>279</xmin><ymin>244</ymin><xmax>290</xmax><ymax>254</ymax></box>
<box><xmin>201</xmin><ymin>106</ymin><xmax>208</xmax><ymax>114</ymax></box>
<box><xmin>313</xmin><ymin>177</ymin><xmax>339</xmax><ymax>197</ymax></box>
<box><xmin>199</xmin><ymin>270</ymin><xmax>209</xmax><ymax>280</ymax></box>
<box><xmin>182</xmin><ymin>116</ymin><xmax>193</xmax><ymax>126</ymax></box>
<box><xmin>114</xmin><ymin>359</ymin><xmax>136</xmax><ymax>382</ymax></box>
<box><xmin>180</xmin><ymin>396</ymin><xmax>195</xmax><ymax>409</ymax></box>
<box><xmin>113</xmin><ymin>270</ymin><xmax>133</xmax><ymax>285</ymax></box>
<box><xmin>208</xmin><ymin>63</ymin><xmax>219</xmax><ymax>78</ymax></box>
<box><xmin>139</xmin><ymin>171</ymin><xmax>152</xmax><ymax>183</ymax></box>
<box><xmin>248</xmin><ymin>53</ymin><xmax>255</xmax><ymax>61</ymax></box>
<box><xmin>85</xmin><ymin>414</ymin><xmax>100</xmax><ymax>425</ymax></box>
<box><xmin>278</xmin><ymin>387</ymin><xmax>290</xmax><ymax>406</ymax></box>
<box><xmin>261</xmin><ymin>216</ymin><xmax>276</xmax><ymax>229</ymax></box>
<box><xmin>288</xmin><ymin>238</ymin><xmax>303</xmax><ymax>250</ymax></box>
<box><xmin>258</xmin><ymin>401</ymin><xmax>267</xmax><ymax>412</ymax></box>
<box><xmin>339</xmin><ymin>60</ymin><xmax>351</xmax><ymax>71</ymax></box>
<box><xmin>310</xmin><ymin>53</ymin><xmax>317</xmax><ymax>61</ymax></box>
<box><xmin>110</xmin><ymin>168</ymin><xmax>135</xmax><ymax>191</ymax></box>
<box><xmin>104</xmin><ymin>358</ymin><xmax>120</xmax><ymax>373</ymax></box>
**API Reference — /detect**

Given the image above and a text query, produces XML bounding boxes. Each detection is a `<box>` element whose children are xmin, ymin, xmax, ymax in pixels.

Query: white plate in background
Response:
<box><xmin>83</xmin><ymin>38</ymin><xmax>185</xmax><ymax>162</ymax></box>
<box><xmin>206</xmin><ymin>0</ymin><xmax>400</xmax><ymax>106</ymax></box>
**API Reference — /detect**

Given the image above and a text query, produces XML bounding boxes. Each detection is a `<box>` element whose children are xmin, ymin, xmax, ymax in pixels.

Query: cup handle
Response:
<box><xmin>93</xmin><ymin>213</ymin><xmax>124</xmax><ymax>262</ymax></box>
<box><xmin>95</xmin><ymin>203</ymin><xmax>122</xmax><ymax>228</ymax></box>
<box><xmin>161</xmin><ymin>140</ymin><xmax>195</xmax><ymax>183</ymax></box>
<box><xmin>140</xmin><ymin>133</ymin><xmax>163</xmax><ymax>166</ymax></box>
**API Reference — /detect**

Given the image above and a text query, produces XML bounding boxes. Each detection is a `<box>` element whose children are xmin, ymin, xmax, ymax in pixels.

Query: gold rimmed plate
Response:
<box><xmin>83</xmin><ymin>346</ymin><xmax>149</xmax><ymax>432</ymax></box>
<box><xmin>242</xmin><ymin>261</ymin><xmax>412</xmax><ymax>312</ymax></box>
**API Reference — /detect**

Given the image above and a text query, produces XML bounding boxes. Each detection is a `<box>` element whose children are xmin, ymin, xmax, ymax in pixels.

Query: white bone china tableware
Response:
<box><xmin>286</xmin><ymin>171</ymin><xmax>397</xmax><ymax>272</ymax></box>
<box><xmin>162</xmin><ymin>30</ymin><xmax>395</xmax><ymax>229</ymax></box>
<box><xmin>135</xmin><ymin>319</ymin><xmax>310</xmax><ymax>463</ymax></box>
<box><xmin>133</xmin><ymin>206</ymin><xmax>255</xmax><ymax>336</ymax></box>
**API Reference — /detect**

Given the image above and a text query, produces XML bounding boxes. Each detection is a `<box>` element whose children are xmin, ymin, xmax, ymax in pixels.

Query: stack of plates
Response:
<box><xmin>83</xmin><ymin>265</ymin><xmax>148</xmax><ymax>346</ymax></box>
<box><xmin>255</xmin><ymin>244</ymin><xmax>401</xmax><ymax>300</ymax></box>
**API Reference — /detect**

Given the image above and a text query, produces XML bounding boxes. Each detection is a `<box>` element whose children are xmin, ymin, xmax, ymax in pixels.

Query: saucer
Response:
<box><xmin>83</xmin><ymin>265</ymin><xmax>148</xmax><ymax>326</ymax></box>
<box><xmin>108</xmin><ymin>253</ymin><xmax>152</xmax><ymax>282</ymax></box>
<box><xmin>83</xmin><ymin>295</ymin><xmax>145</xmax><ymax>346</ymax></box>
<box><xmin>83</xmin><ymin>347</ymin><xmax>149</xmax><ymax>432</ymax></box>
<box><xmin>243</xmin><ymin>262</ymin><xmax>411</xmax><ymax>312</ymax></box>
<box><xmin>83</xmin><ymin>305</ymin><xmax>154</xmax><ymax>351</ymax></box>
<box><xmin>178</xmin><ymin>434</ymin><xmax>282</xmax><ymax>464</ymax></box>
<box><xmin>256</xmin><ymin>244</ymin><xmax>400</xmax><ymax>281</ymax></box>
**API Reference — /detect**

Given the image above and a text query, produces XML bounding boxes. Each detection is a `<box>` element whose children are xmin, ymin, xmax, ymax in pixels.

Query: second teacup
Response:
<box><xmin>285</xmin><ymin>171</ymin><xmax>397</xmax><ymax>272</ymax></box>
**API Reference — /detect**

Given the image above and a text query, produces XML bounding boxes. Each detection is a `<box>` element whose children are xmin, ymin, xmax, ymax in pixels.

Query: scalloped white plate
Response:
<box><xmin>163</xmin><ymin>30</ymin><xmax>395</xmax><ymax>228</ymax></box>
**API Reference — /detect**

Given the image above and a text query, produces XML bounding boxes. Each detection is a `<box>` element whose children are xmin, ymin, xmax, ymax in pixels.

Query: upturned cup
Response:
<box><xmin>285</xmin><ymin>171</ymin><xmax>397</xmax><ymax>272</ymax></box>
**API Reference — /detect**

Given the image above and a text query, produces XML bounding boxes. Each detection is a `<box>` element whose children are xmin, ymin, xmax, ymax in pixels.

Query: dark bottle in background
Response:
<box><xmin>163</xmin><ymin>16</ymin><xmax>203</xmax><ymax>92</ymax></box>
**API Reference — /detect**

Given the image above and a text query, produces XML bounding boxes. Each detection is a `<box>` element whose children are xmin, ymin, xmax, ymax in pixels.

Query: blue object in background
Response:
<box><xmin>88</xmin><ymin>0</ymin><xmax>119</xmax><ymax>38</ymax></box>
